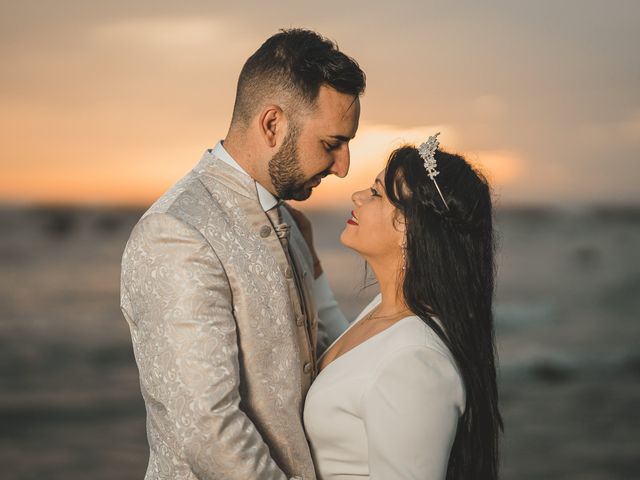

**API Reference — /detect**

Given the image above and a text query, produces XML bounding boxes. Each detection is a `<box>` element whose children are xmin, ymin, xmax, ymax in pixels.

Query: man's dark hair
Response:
<box><xmin>231</xmin><ymin>28</ymin><xmax>366</xmax><ymax>126</ymax></box>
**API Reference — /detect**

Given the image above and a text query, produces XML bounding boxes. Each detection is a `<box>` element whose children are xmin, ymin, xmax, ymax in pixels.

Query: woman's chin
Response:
<box><xmin>339</xmin><ymin>229</ymin><xmax>351</xmax><ymax>247</ymax></box>
<box><xmin>339</xmin><ymin>229</ymin><xmax>358</xmax><ymax>253</ymax></box>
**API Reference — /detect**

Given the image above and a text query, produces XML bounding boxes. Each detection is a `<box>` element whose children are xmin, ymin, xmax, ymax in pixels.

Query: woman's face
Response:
<box><xmin>340</xmin><ymin>168</ymin><xmax>405</xmax><ymax>262</ymax></box>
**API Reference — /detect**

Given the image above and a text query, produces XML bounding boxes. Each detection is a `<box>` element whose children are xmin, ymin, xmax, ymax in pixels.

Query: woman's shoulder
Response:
<box><xmin>354</xmin><ymin>296</ymin><xmax>462</xmax><ymax>386</ymax></box>
<box><xmin>371</xmin><ymin>316</ymin><xmax>466</xmax><ymax>411</ymax></box>
<box><xmin>382</xmin><ymin>314</ymin><xmax>453</xmax><ymax>362</ymax></box>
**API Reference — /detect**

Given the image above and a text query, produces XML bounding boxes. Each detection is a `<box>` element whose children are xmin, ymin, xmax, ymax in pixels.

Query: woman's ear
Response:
<box><xmin>393</xmin><ymin>210</ymin><xmax>407</xmax><ymax>232</ymax></box>
<box><xmin>394</xmin><ymin>212</ymin><xmax>407</xmax><ymax>242</ymax></box>
<box><xmin>258</xmin><ymin>105</ymin><xmax>285</xmax><ymax>148</ymax></box>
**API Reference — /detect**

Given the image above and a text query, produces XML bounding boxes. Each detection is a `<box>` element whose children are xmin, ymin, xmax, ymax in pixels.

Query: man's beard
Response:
<box><xmin>268</xmin><ymin>124</ymin><xmax>315</xmax><ymax>201</ymax></box>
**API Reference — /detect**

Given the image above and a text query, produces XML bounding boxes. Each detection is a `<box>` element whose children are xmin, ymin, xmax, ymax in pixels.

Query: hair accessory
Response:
<box><xmin>418</xmin><ymin>132</ymin><xmax>449</xmax><ymax>210</ymax></box>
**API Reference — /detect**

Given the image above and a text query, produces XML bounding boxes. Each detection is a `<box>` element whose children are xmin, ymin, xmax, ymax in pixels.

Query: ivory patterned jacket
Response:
<box><xmin>120</xmin><ymin>149</ymin><xmax>340</xmax><ymax>480</ymax></box>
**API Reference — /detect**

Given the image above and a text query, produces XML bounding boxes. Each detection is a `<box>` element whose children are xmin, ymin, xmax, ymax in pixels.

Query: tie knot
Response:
<box><xmin>266</xmin><ymin>204</ymin><xmax>290</xmax><ymax>240</ymax></box>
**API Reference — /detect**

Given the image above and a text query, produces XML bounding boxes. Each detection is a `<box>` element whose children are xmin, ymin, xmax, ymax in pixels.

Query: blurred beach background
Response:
<box><xmin>1</xmin><ymin>1</ymin><xmax>639</xmax><ymax>479</ymax></box>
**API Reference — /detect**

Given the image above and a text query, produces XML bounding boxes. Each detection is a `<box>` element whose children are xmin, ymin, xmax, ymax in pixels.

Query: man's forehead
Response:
<box><xmin>311</xmin><ymin>96</ymin><xmax>359</xmax><ymax>134</ymax></box>
<box><xmin>313</xmin><ymin>87</ymin><xmax>359</xmax><ymax>115</ymax></box>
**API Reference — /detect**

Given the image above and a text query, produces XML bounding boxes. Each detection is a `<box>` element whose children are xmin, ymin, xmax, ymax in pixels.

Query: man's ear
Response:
<box><xmin>258</xmin><ymin>105</ymin><xmax>285</xmax><ymax>148</ymax></box>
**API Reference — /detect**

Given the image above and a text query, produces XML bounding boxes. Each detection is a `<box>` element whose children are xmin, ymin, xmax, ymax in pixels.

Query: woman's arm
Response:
<box><xmin>362</xmin><ymin>345</ymin><xmax>464</xmax><ymax>480</ymax></box>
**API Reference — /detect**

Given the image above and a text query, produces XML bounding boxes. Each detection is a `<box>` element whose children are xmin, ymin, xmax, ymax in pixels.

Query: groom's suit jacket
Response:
<box><xmin>120</xmin><ymin>148</ymin><xmax>343</xmax><ymax>480</ymax></box>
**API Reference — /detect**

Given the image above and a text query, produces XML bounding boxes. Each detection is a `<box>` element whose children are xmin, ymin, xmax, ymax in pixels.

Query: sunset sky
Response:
<box><xmin>1</xmin><ymin>1</ymin><xmax>638</xmax><ymax>209</ymax></box>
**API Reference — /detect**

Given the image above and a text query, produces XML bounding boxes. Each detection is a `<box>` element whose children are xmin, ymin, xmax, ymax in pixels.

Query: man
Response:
<box><xmin>120</xmin><ymin>29</ymin><xmax>365</xmax><ymax>480</ymax></box>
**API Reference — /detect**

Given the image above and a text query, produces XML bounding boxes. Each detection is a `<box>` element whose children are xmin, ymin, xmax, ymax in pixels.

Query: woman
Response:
<box><xmin>302</xmin><ymin>134</ymin><xmax>503</xmax><ymax>479</ymax></box>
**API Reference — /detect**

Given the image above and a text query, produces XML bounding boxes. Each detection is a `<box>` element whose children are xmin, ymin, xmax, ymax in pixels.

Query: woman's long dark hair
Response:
<box><xmin>384</xmin><ymin>146</ymin><xmax>503</xmax><ymax>480</ymax></box>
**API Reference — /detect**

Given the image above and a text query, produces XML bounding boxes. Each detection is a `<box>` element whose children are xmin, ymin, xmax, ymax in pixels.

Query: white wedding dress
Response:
<box><xmin>303</xmin><ymin>293</ymin><xmax>466</xmax><ymax>480</ymax></box>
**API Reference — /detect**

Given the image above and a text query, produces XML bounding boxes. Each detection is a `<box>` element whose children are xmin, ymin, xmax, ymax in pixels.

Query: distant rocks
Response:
<box><xmin>529</xmin><ymin>361</ymin><xmax>575</xmax><ymax>383</ymax></box>
<box><xmin>571</xmin><ymin>245</ymin><xmax>600</xmax><ymax>269</ymax></box>
<box><xmin>41</xmin><ymin>210</ymin><xmax>78</xmax><ymax>238</ymax></box>
<box><xmin>6</xmin><ymin>205</ymin><xmax>147</xmax><ymax>239</ymax></box>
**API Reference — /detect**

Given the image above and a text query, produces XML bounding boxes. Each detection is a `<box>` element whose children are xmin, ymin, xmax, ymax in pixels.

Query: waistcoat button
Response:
<box><xmin>259</xmin><ymin>225</ymin><xmax>271</xmax><ymax>238</ymax></box>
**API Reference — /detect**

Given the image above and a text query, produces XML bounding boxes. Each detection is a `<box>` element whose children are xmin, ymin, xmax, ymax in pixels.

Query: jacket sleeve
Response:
<box><xmin>361</xmin><ymin>345</ymin><xmax>464</xmax><ymax>480</ymax></box>
<box><xmin>120</xmin><ymin>212</ymin><xmax>287</xmax><ymax>480</ymax></box>
<box><xmin>313</xmin><ymin>272</ymin><xmax>348</xmax><ymax>355</ymax></box>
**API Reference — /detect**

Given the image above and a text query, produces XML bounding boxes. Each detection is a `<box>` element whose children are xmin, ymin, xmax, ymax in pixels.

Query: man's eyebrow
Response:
<box><xmin>330</xmin><ymin>135</ymin><xmax>353</xmax><ymax>142</ymax></box>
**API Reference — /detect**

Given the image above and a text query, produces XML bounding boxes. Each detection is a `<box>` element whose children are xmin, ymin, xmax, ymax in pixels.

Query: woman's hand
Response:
<box><xmin>283</xmin><ymin>203</ymin><xmax>323</xmax><ymax>279</ymax></box>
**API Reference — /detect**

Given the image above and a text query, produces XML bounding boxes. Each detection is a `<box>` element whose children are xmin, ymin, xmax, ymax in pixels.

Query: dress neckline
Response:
<box><xmin>317</xmin><ymin>294</ymin><xmax>420</xmax><ymax>375</ymax></box>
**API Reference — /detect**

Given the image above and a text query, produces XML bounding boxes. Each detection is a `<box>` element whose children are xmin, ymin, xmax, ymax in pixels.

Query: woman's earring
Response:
<box><xmin>401</xmin><ymin>239</ymin><xmax>407</xmax><ymax>271</ymax></box>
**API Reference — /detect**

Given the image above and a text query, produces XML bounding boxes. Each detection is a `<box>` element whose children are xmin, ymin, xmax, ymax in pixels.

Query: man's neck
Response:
<box><xmin>215</xmin><ymin>138</ymin><xmax>279</xmax><ymax>211</ymax></box>
<box><xmin>223</xmin><ymin>132</ymin><xmax>273</xmax><ymax>193</ymax></box>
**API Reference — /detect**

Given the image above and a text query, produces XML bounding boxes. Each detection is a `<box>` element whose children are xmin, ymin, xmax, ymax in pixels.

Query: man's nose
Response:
<box><xmin>330</xmin><ymin>146</ymin><xmax>350</xmax><ymax>178</ymax></box>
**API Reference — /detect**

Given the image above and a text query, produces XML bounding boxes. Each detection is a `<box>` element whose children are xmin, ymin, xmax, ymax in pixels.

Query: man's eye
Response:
<box><xmin>325</xmin><ymin>142</ymin><xmax>340</xmax><ymax>152</ymax></box>
<box><xmin>370</xmin><ymin>187</ymin><xmax>381</xmax><ymax>197</ymax></box>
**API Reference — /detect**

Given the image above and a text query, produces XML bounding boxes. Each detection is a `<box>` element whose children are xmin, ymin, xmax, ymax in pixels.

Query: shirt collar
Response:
<box><xmin>213</xmin><ymin>140</ymin><xmax>279</xmax><ymax>211</ymax></box>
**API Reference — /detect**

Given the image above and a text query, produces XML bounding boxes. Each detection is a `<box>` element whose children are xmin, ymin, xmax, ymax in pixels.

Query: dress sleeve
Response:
<box><xmin>361</xmin><ymin>345</ymin><xmax>464</xmax><ymax>480</ymax></box>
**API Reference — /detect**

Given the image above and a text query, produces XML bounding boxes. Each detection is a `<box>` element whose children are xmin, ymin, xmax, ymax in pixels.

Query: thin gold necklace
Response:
<box><xmin>360</xmin><ymin>306</ymin><xmax>411</xmax><ymax>325</ymax></box>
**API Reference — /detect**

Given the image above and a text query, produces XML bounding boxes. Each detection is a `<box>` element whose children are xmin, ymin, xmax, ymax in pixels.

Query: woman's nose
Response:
<box><xmin>351</xmin><ymin>189</ymin><xmax>365</xmax><ymax>206</ymax></box>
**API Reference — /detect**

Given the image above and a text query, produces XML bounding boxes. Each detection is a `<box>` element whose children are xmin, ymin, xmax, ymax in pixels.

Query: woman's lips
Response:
<box><xmin>347</xmin><ymin>211</ymin><xmax>358</xmax><ymax>225</ymax></box>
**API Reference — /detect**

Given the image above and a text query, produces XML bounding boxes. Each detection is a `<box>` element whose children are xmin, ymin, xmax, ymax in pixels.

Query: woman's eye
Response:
<box><xmin>370</xmin><ymin>187</ymin><xmax>381</xmax><ymax>197</ymax></box>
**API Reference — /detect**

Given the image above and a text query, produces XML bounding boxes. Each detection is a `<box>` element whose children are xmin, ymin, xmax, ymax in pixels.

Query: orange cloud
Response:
<box><xmin>465</xmin><ymin>150</ymin><xmax>525</xmax><ymax>186</ymax></box>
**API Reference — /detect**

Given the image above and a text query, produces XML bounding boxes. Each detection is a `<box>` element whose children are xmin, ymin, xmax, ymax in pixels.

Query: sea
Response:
<box><xmin>0</xmin><ymin>204</ymin><xmax>638</xmax><ymax>479</ymax></box>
